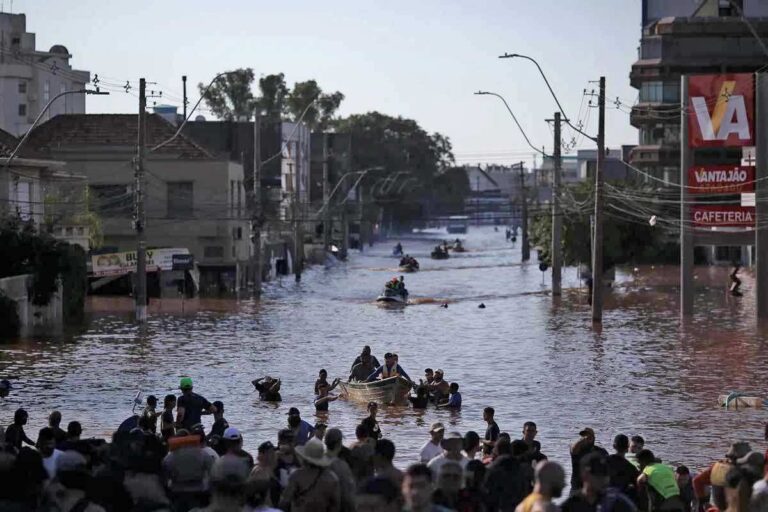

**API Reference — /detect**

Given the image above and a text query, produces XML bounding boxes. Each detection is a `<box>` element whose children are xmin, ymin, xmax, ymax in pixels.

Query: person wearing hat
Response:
<box><xmin>636</xmin><ymin>449</ymin><xmax>683</xmax><ymax>512</ymax></box>
<box><xmin>570</xmin><ymin>428</ymin><xmax>608</xmax><ymax>495</ymax></box>
<box><xmin>427</xmin><ymin>431</ymin><xmax>470</xmax><ymax>476</ymax></box>
<box><xmin>351</xmin><ymin>345</ymin><xmax>381</xmax><ymax>371</ymax></box>
<box><xmin>176</xmin><ymin>377</ymin><xmax>217</xmax><ymax>433</ymax></box>
<box><xmin>420</xmin><ymin>422</ymin><xmax>445</xmax><ymax>463</ymax></box>
<box><xmin>366</xmin><ymin>352</ymin><xmax>412</xmax><ymax>383</ymax></box>
<box><xmin>693</xmin><ymin>441</ymin><xmax>752</xmax><ymax>511</ymax></box>
<box><xmin>279</xmin><ymin>438</ymin><xmax>340</xmax><ymax>512</ymax></box>
<box><xmin>286</xmin><ymin>408</ymin><xmax>315</xmax><ymax>446</ymax></box>
<box><xmin>223</xmin><ymin>427</ymin><xmax>254</xmax><ymax>471</ymax></box>
<box><xmin>562</xmin><ymin>452</ymin><xmax>636</xmax><ymax>512</ymax></box>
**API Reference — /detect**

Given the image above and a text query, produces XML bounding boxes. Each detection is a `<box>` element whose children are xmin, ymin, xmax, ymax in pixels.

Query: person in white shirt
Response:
<box><xmin>428</xmin><ymin>431</ymin><xmax>470</xmax><ymax>476</ymax></box>
<box><xmin>37</xmin><ymin>427</ymin><xmax>63</xmax><ymax>480</ymax></box>
<box><xmin>419</xmin><ymin>422</ymin><xmax>444</xmax><ymax>463</ymax></box>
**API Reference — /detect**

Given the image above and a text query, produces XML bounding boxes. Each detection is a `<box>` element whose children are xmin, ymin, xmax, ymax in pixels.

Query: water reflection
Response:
<box><xmin>0</xmin><ymin>227</ymin><xmax>766</xmax><ymax>473</ymax></box>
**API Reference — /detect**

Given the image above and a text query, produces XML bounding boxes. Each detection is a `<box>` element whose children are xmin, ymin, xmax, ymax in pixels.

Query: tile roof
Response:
<box><xmin>25</xmin><ymin>114</ymin><xmax>213</xmax><ymax>159</ymax></box>
<box><xmin>0</xmin><ymin>128</ymin><xmax>18</xmax><ymax>157</ymax></box>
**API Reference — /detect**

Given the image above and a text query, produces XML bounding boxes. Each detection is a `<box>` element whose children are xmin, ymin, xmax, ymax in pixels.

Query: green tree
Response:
<box><xmin>198</xmin><ymin>68</ymin><xmax>257</xmax><ymax>121</ymax></box>
<box><xmin>255</xmin><ymin>73</ymin><xmax>289</xmax><ymax>121</ymax></box>
<box><xmin>285</xmin><ymin>80</ymin><xmax>345</xmax><ymax>130</ymax></box>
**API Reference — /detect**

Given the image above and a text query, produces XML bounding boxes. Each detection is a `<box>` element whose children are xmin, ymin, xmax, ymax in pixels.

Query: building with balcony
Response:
<box><xmin>630</xmin><ymin>0</ymin><xmax>768</xmax><ymax>183</ymax></box>
<box><xmin>0</xmin><ymin>12</ymin><xmax>90</xmax><ymax>136</ymax></box>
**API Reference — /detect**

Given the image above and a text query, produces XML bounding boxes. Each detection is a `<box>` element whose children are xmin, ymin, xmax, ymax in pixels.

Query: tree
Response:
<box><xmin>255</xmin><ymin>73</ymin><xmax>289</xmax><ymax>121</ymax></box>
<box><xmin>285</xmin><ymin>80</ymin><xmax>344</xmax><ymax>131</ymax></box>
<box><xmin>198</xmin><ymin>68</ymin><xmax>257</xmax><ymax>121</ymax></box>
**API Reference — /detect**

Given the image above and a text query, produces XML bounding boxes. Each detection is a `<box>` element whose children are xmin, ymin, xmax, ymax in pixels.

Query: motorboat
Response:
<box><xmin>339</xmin><ymin>376</ymin><xmax>412</xmax><ymax>405</ymax></box>
<box><xmin>399</xmin><ymin>263</ymin><xmax>418</xmax><ymax>273</ymax></box>
<box><xmin>376</xmin><ymin>287</ymin><xmax>408</xmax><ymax>304</ymax></box>
<box><xmin>431</xmin><ymin>248</ymin><xmax>449</xmax><ymax>260</ymax></box>
<box><xmin>451</xmin><ymin>241</ymin><xmax>466</xmax><ymax>253</ymax></box>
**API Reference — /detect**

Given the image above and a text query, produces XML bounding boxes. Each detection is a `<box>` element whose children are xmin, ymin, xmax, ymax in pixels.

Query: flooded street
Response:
<box><xmin>2</xmin><ymin>226</ymin><xmax>767</xmax><ymax>474</ymax></box>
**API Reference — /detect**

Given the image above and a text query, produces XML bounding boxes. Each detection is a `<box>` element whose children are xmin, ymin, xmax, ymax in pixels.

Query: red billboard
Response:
<box><xmin>687</xmin><ymin>165</ymin><xmax>755</xmax><ymax>194</ymax></box>
<box><xmin>688</xmin><ymin>73</ymin><xmax>754</xmax><ymax>148</ymax></box>
<box><xmin>692</xmin><ymin>205</ymin><xmax>755</xmax><ymax>227</ymax></box>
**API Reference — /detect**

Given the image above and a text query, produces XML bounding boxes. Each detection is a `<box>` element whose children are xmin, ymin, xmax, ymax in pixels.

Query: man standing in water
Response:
<box><xmin>176</xmin><ymin>377</ymin><xmax>217</xmax><ymax>433</ymax></box>
<box><xmin>362</xmin><ymin>401</ymin><xmax>382</xmax><ymax>440</ymax></box>
<box><xmin>570</xmin><ymin>428</ymin><xmax>608</xmax><ymax>495</ymax></box>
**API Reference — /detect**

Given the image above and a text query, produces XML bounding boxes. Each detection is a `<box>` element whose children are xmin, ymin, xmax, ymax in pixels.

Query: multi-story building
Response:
<box><xmin>0</xmin><ymin>13</ymin><xmax>90</xmax><ymax>136</ymax></box>
<box><xmin>24</xmin><ymin>114</ymin><xmax>251</xmax><ymax>295</ymax></box>
<box><xmin>630</xmin><ymin>0</ymin><xmax>768</xmax><ymax>183</ymax></box>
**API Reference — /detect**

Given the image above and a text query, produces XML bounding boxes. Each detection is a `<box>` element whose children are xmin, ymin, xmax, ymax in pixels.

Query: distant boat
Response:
<box><xmin>376</xmin><ymin>287</ymin><xmax>408</xmax><ymax>304</ymax></box>
<box><xmin>339</xmin><ymin>376</ymin><xmax>412</xmax><ymax>405</ymax></box>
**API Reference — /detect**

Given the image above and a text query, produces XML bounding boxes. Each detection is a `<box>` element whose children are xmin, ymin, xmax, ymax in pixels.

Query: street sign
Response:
<box><xmin>171</xmin><ymin>254</ymin><xmax>195</xmax><ymax>271</ymax></box>
<box><xmin>742</xmin><ymin>193</ymin><xmax>756</xmax><ymax>207</ymax></box>
<box><xmin>688</xmin><ymin>74</ymin><xmax>754</xmax><ymax>148</ymax></box>
<box><xmin>687</xmin><ymin>165</ymin><xmax>755</xmax><ymax>194</ymax></box>
<box><xmin>692</xmin><ymin>205</ymin><xmax>755</xmax><ymax>227</ymax></box>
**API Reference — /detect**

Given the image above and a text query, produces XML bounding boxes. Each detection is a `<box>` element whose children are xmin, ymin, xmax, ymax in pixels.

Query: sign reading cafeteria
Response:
<box><xmin>91</xmin><ymin>248</ymin><xmax>191</xmax><ymax>277</ymax></box>
<box><xmin>687</xmin><ymin>165</ymin><xmax>755</xmax><ymax>194</ymax></box>
<box><xmin>688</xmin><ymin>73</ymin><xmax>754</xmax><ymax>148</ymax></box>
<box><xmin>692</xmin><ymin>205</ymin><xmax>755</xmax><ymax>227</ymax></box>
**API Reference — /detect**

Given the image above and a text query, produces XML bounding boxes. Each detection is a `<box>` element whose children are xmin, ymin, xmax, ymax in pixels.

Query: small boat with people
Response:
<box><xmin>339</xmin><ymin>375</ymin><xmax>412</xmax><ymax>405</ymax></box>
<box><xmin>398</xmin><ymin>254</ymin><xmax>419</xmax><ymax>273</ymax></box>
<box><xmin>431</xmin><ymin>245</ymin><xmax>449</xmax><ymax>259</ymax></box>
<box><xmin>376</xmin><ymin>276</ymin><xmax>409</xmax><ymax>304</ymax></box>
<box><xmin>451</xmin><ymin>239</ymin><xmax>466</xmax><ymax>252</ymax></box>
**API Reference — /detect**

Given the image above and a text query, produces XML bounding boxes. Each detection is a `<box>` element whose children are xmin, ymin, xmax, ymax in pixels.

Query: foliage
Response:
<box><xmin>430</xmin><ymin>167</ymin><xmax>471</xmax><ymax>215</ymax></box>
<box><xmin>530</xmin><ymin>183</ymin><xmax>679</xmax><ymax>270</ymax></box>
<box><xmin>0</xmin><ymin>291</ymin><xmax>20</xmax><ymax>338</ymax></box>
<box><xmin>200</xmin><ymin>70</ymin><xmax>344</xmax><ymax>129</ymax></box>
<box><xmin>43</xmin><ymin>183</ymin><xmax>103</xmax><ymax>249</ymax></box>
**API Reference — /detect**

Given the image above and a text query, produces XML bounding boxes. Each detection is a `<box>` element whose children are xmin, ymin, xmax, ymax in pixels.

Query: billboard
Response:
<box><xmin>688</xmin><ymin>73</ymin><xmax>754</xmax><ymax>148</ymax></box>
<box><xmin>687</xmin><ymin>165</ymin><xmax>755</xmax><ymax>194</ymax></box>
<box><xmin>91</xmin><ymin>248</ymin><xmax>191</xmax><ymax>277</ymax></box>
<box><xmin>692</xmin><ymin>205</ymin><xmax>755</xmax><ymax>227</ymax></box>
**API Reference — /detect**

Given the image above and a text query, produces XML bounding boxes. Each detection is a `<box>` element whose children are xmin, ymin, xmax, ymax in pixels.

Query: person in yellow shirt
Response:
<box><xmin>516</xmin><ymin>461</ymin><xmax>566</xmax><ymax>512</ymax></box>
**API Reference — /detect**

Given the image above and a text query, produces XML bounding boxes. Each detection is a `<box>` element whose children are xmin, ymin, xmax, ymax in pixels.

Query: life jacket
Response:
<box><xmin>381</xmin><ymin>364</ymin><xmax>399</xmax><ymax>379</ymax></box>
<box><xmin>167</xmin><ymin>434</ymin><xmax>201</xmax><ymax>452</ymax></box>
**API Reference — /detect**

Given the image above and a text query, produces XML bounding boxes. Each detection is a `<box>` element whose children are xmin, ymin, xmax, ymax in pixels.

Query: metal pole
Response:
<box><xmin>756</xmin><ymin>73</ymin><xmax>768</xmax><ymax>318</ymax></box>
<box><xmin>358</xmin><ymin>182</ymin><xmax>365</xmax><ymax>252</ymax></box>
<box><xmin>322</xmin><ymin>133</ymin><xmax>331</xmax><ymax>251</ymax></box>
<box><xmin>341</xmin><ymin>206</ymin><xmax>349</xmax><ymax>258</ymax></box>
<box><xmin>135</xmin><ymin>78</ymin><xmax>148</xmax><ymax>323</ymax></box>
<box><xmin>591</xmin><ymin>76</ymin><xmax>606</xmax><ymax>323</ymax></box>
<box><xmin>680</xmin><ymin>76</ymin><xmax>694</xmax><ymax>316</ymax></box>
<box><xmin>252</xmin><ymin>110</ymin><xmax>262</xmax><ymax>296</ymax></box>
<box><xmin>520</xmin><ymin>161</ymin><xmax>530</xmax><ymax>261</ymax></box>
<box><xmin>552</xmin><ymin>112</ymin><xmax>562</xmax><ymax>296</ymax></box>
<box><xmin>293</xmin><ymin>142</ymin><xmax>302</xmax><ymax>281</ymax></box>
<box><xmin>182</xmin><ymin>75</ymin><xmax>187</xmax><ymax>120</ymax></box>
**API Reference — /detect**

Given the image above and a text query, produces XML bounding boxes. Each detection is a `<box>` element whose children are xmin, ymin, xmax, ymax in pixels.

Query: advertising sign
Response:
<box><xmin>688</xmin><ymin>73</ymin><xmax>754</xmax><ymax>148</ymax></box>
<box><xmin>687</xmin><ymin>165</ymin><xmax>755</xmax><ymax>194</ymax></box>
<box><xmin>91</xmin><ymin>248</ymin><xmax>191</xmax><ymax>277</ymax></box>
<box><xmin>171</xmin><ymin>254</ymin><xmax>195</xmax><ymax>271</ymax></box>
<box><xmin>692</xmin><ymin>205</ymin><xmax>755</xmax><ymax>227</ymax></box>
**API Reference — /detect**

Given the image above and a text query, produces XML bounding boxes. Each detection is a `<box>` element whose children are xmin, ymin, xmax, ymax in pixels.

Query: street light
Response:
<box><xmin>498</xmin><ymin>53</ymin><xmax>596</xmax><ymax>142</ymax></box>
<box><xmin>316</xmin><ymin>166</ymin><xmax>386</xmax><ymax>215</ymax></box>
<box><xmin>6</xmin><ymin>89</ymin><xmax>110</xmax><ymax>169</ymax></box>
<box><xmin>474</xmin><ymin>90</ymin><xmax>548</xmax><ymax>157</ymax></box>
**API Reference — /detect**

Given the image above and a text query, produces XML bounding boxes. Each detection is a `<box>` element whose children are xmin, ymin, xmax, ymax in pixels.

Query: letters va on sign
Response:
<box><xmin>688</xmin><ymin>74</ymin><xmax>754</xmax><ymax>148</ymax></box>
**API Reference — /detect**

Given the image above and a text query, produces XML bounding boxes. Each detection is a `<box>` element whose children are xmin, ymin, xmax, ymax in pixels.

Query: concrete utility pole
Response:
<box><xmin>358</xmin><ymin>183</ymin><xmax>365</xmax><ymax>251</ymax></box>
<box><xmin>680</xmin><ymin>76</ymin><xmax>693</xmax><ymax>316</ymax></box>
<box><xmin>135</xmin><ymin>78</ymin><xmax>148</xmax><ymax>322</ymax></box>
<box><xmin>322</xmin><ymin>133</ymin><xmax>331</xmax><ymax>252</ymax></box>
<box><xmin>292</xmin><ymin>142</ymin><xmax>302</xmax><ymax>282</ymax></box>
<box><xmin>591</xmin><ymin>76</ymin><xmax>606</xmax><ymax>323</ymax></box>
<box><xmin>252</xmin><ymin>110</ymin><xmax>262</xmax><ymax>296</ymax></box>
<box><xmin>551</xmin><ymin>112</ymin><xmax>563</xmax><ymax>296</ymax></box>
<box><xmin>519</xmin><ymin>161</ymin><xmax>530</xmax><ymax>261</ymax></box>
<box><xmin>756</xmin><ymin>73</ymin><xmax>768</xmax><ymax>319</ymax></box>
<box><xmin>182</xmin><ymin>75</ymin><xmax>188</xmax><ymax>120</ymax></box>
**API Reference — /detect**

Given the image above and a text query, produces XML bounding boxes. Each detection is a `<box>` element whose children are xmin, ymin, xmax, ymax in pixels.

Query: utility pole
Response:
<box><xmin>519</xmin><ymin>161</ymin><xmax>530</xmax><ymax>261</ymax></box>
<box><xmin>182</xmin><ymin>75</ymin><xmax>187</xmax><ymax>120</ymax></box>
<box><xmin>358</xmin><ymin>183</ymin><xmax>365</xmax><ymax>252</ymax></box>
<box><xmin>293</xmin><ymin>141</ymin><xmax>302</xmax><ymax>281</ymax></box>
<box><xmin>591</xmin><ymin>76</ymin><xmax>606</xmax><ymax>323</ymax></box>
<box><xmin>680</xmin><ymin>76</ymin><xmax>693</xmax><ymax>316</ymax></box>
<box><xmin>551</xmin><ymin>112</ymin><xmax>562</xmax><ymax>296</ymax></box>
<box><xmin>135</xmin><ymin>78</ymin><xmax>147</xmax><ymax>323</ymax></box>
<box><xmin>322</xmin><ymin>133</ymin><xmax>330</xmax><ymax>252</ymax></box>
<box><xmin>252</xmin><ymin>110</ymin><xmax>262</xmax><ymax>296</ymax></box>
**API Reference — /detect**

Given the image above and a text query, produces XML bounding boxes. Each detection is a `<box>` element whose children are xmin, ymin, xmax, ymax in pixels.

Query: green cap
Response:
<box><xmin>179</xmin><ymin>377</ymin><xmax>193</xmax><ymax>390</ymax></box>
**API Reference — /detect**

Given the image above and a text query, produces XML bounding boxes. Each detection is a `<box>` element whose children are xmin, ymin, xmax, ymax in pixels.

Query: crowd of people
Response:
<box><xmin>2</xmin><ymin>357</ymin><xmax>768</xmax><ymax>512</ymax></box>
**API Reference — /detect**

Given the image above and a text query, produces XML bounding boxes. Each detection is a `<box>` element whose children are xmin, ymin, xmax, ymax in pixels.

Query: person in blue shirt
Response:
<box><xmin>286</xmin><ymin>407</ymin><xmax>315</xmax><ymax>446</ymax></box>
<box><xmin>438</xmin><ymin>382</ymin><xmax>462</xmax><ymax>409</ymax></box>
<box><xmin>366</xmin><ymin>352</ymin><xmax>411</xmax><ymax>382</ymax></box>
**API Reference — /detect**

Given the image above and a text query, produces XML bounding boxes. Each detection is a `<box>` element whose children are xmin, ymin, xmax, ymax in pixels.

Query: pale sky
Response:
<box><xmin>15</xmin><ymin>0</ymin><xmax>641</xmax><ymax>167</ymax></box>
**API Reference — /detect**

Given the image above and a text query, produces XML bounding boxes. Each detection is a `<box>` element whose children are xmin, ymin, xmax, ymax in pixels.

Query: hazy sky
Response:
<box><xmin>16</xmin><ymin>0</ymin><xmax>641</xmax><ymax>167</ymax></box>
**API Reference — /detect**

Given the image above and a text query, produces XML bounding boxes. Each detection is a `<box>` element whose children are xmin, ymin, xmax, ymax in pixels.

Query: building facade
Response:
<box><xmin>630</xmin><ymin>0</ymin><xmax>768</xmax><ymax>183</ymax></box>
<box><xmin>0</xmin><ymin>13</ymin><xmax>90</xmax><ymax>136</ymax></box>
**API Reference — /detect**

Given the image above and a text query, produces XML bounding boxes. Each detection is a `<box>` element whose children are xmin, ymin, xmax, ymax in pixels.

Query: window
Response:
<box><xmin>90</xmin><ymin>184</ymin><xmax>133</xmax><ymax>217</ymax></box>
<box><xmin>167</xmin><ymin>181</ymin><xmax>194</xmax><ymax>218</ymax></box>
<box><xmin>43</xmin><ymin>81</ymin><xmax>50</xmax><ymax>102</ymax></box>
<box><xmin>18</xmin><ymin>81</ymin><xmax>26</xmax><ymax>94</ymax></box>
<box><xmin>18</xmin><ymin>104</ymin><xmax>26</xmax><ymax>116</ymax></box>
<box><xmin>204</xmin><ymin>246</ymin><xmax>224</xmax><ymax>258</ymax></box>
<box><xmin>640</xmin><ymin>81</ymin><xmax>679</xmax><ymax>103</ymax></box>
<box><xmin>232</xmin><ymin>227</ymin><xmax>242</xmax><ymax>240</ymax></box>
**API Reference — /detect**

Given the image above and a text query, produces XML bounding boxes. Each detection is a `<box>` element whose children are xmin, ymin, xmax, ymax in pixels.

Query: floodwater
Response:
<box><xmin>1</xmin><ymin>226</ymin><xmax>767</xmax><ymax>476</ymax></box>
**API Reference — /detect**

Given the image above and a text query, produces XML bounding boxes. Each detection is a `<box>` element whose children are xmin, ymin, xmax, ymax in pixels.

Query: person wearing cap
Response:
<box><xmin>562</xmin><ymin>452</ymin><xmax>636</xmax><ymax>512</ymax></box>
<box><xmin>428</xmin><ymin>431</ymin><xmax>470</xmax><ymax>476</ymax></box>
<box><xmin>5</xmin><ymin>408</ymin><xmax>35</xmax><ymax>451</ymax></box>
<box><xmin>351</xmin><ymin>345</ymin><xmax>381</xmax><ymax>370</ymax></box>
<box><xmin>693</xmin><ymin>441</ymin><xmax>751</xmax><ymax>512</ymax></box>
<box><xmin>570</xmin><ymin>428</ymin><xmax>609</xmax><ymax>495</ymax></box>
<box><xmin>286</xmin><ymin>408</ymin><xmax>315</xmax><ymax>446</ymax></box>
<box><xmin>208</xmin><ymin>400</ymin><xmax>229</xmax><ymax>441</ymax></box>
<box><xmin>420</xmin><ymin>423</ymin><xmax>445</xmax><ymax>464</ymax></box>
<box><xmin>191</xmin><ymin>455</ymin><xmax>250</xmax><ymax>512</ymax></box>
<box><xmin>176</xmin><ymin>377</ymin><xmax>217</xmax><ymax>433</ymax></box>
<box><xmin>367</xmin><ymin>352</ymin><xmax>411</xmax><ymax>382</ymax></box>
<box><xmin>249</xmin><ymin>440</ymin><xmax>282</xmax><ymax>508</ymax></box>
<box><xmin>0</xmin><ymin>379</ymin><xmax>12</xmax><ymax>399</ymax></box>
<box><xmin>362</xmin><ymin>401</ymin><xmax>383</xmax><ymax>440</ymax></box>
<box><xmin>607</xmin><ymin>434</ymin><xmax>640</xmax><ymax>503</ymax></box>
<box><xmin>350</xmin><ymin>353</ymin><xmax>377</xmax><ymax>382</ymax></box>
<box><xmin>636</xmin><ymin>449</ymin><xmax>683</xmax><ymax>512</ymax></box>
<box><xmin>516</xmin><ymin>460</ymin><xmax>566</xmax><ymax>512</ymax></box>
<box><xmin>222</xmin><ymin>427</ymin><xmax>254</xmax><ymax>471</ymax></box>
<box><xmin>279</xmin><ymin>438</ymin><xmax>340</xmax><ymax>512</ymax></box>
<box><xmin>325</xmin><ymin>428</ymin><xmax>356</xmax><ymax>512</ymax></box>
